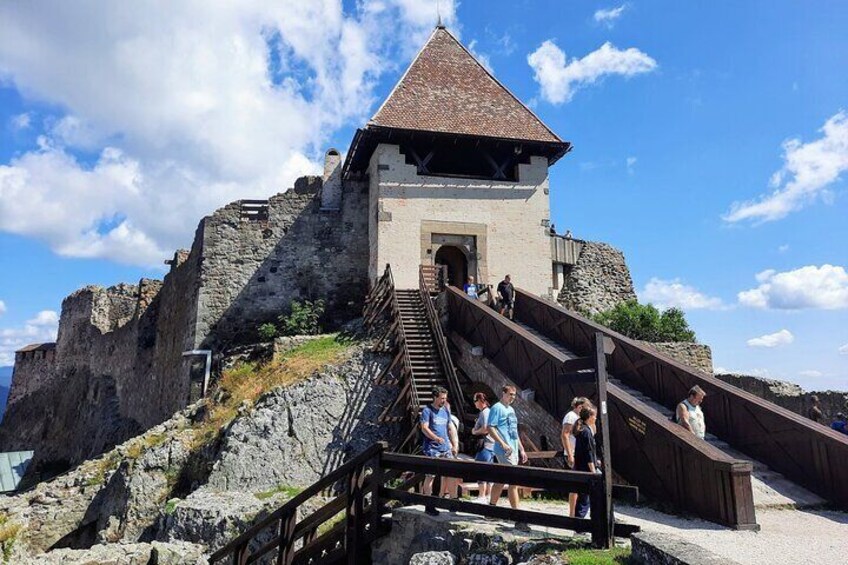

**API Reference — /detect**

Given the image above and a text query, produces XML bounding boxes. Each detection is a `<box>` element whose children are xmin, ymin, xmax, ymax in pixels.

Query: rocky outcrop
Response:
<box><xmin>0</xmin><ymin>340</ymin><xmax>397</xmax><ymax>563</ymax></box>
<box><xmin>25</xmin><ymin>541</ymin><xmax>207</xmax><ymax>564</ymax></box>
<box><xmin>206</xmin><ymin>347</ymin><xmax>399</xmax><ymax>491</ymax></box>
<box><xmin>557</xmin><ymin>241</ymin><xmax>636</xmax><ymax>316</ymax></box>
<box><xmin>715</xmin><ymin>373</ymin><xmax>848</xmax><ymax>422</ymax></box>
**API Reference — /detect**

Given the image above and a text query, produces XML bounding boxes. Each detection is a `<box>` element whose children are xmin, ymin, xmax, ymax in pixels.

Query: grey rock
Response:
<box><xmin>206</xmin><ymin>347</ymin><xmax>399</xmax><ymax>491</ymax></box>
<box><xmin>409</xmin><ymin>551</ymin><xmax>457</xmax><ymax>565</ymax></box>
<box><xmin>23</xmin><ymin>541</ymin><xmax>208</xmax><ymax>564</ymax></box>
<box><xmin>558</xmin><ymin>241</ymin><xmax>636</xmax><ymax>316</ymax></box>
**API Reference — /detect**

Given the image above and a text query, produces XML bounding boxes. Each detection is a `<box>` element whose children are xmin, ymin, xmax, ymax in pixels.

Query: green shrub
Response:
<box><xmin>593</xmin><ymin>300</ymin><xmax>696</xmax><ymax>343</ymax></box>
<box><xmin>0</xmin><ymin>513</ymin><xmax>21</xmax><ymax>562</ymax></box>
<box><xmin>278</xmin><ymin>299</ymin><xmax>325</xmax><ymax>336</ymax></box>
<box><xmin>258</xmin><ymin>323</ymin><xmax>278</xmax><ymax>341</ymax></box>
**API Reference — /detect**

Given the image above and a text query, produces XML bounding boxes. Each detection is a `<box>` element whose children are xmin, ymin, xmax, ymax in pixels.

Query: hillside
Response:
<box><xmin>0</xmin><ymin>334</ymin><xmax>399</xmax><ymax>563</ymax></box>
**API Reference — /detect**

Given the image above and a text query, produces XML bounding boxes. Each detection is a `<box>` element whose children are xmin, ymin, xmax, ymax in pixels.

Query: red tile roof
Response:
<box><xmin>369</xmin><ymin>27</ymin><xmax>563</xmax><ymax>144</ymax></box>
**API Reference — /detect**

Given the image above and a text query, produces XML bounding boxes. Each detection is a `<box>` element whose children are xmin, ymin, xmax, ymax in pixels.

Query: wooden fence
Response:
<box><xmin>209</xmin><ymin>442</ymin><xmax>638</xmax><ymax>565</ymax></box>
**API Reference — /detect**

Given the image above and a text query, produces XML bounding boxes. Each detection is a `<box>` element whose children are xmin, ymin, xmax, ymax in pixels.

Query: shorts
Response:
<box><xmin>424</xmin><ymin>449</ymin><xmax>455</xmax><ymax>459</ymax></box>
<box><xmin>494</xmin><ymin>451</ymin><xmax>519</xmax><ymax>466</ymax></box>
<box><xmin>475</xmin><ymin>448</ymin><xmax>495</xmax><ymax>463</ymax></box>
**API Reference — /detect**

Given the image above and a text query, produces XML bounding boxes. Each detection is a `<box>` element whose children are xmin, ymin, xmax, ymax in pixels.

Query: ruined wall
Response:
<box><xmin>194</xmin><ymin>176</ymin><xmax>369</xmax><ymax>350</ymax></box>
<box><xmin>1</xmin><ymin>174</ymin><xmax>369</xmax><ymax>479</ymax></box>
<box><xmin>642</xmin><ymin>342</ymin><xmax>713</xmax><ymax>374</ymax></box>
<box><xmin>7</xmin><ymin>346</ymin><xmax>56</xmax><ymax>407</ymax></box>
<box><xmin>557</xmin><ymin>241</ymin><xmax>636</xmax><ymax>316</ymax></box>
<box><xmin>715</xmin><ymin>373</ymin><xmax>848</xmax><ymax>422</ymax></box>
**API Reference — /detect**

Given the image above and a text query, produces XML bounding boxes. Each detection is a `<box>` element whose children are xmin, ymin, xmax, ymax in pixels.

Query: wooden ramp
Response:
<box><xmin>509</xmin><ymin>288</ymin><xmax>848</xmax><ymax>511</ymax></box>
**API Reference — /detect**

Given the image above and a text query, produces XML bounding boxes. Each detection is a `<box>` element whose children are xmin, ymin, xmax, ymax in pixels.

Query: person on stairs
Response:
<box><xmin>464</xmin><ymin>276</ymin><xmax>479</xmax><ymax>299</ymax></box>
<box><xmin>472</xmin><ymin>392</ymin><xmax>496</xmax><ymax>502</ymax></box>
<box><xmin>561</xmin><ymin>396</ymin><xmax>591</xmax><ymax>516</ymax></box>
<box><xmin>675</xmin><ymin>385</ymin><xmax>707</xmax><ymax>439</ymax></box>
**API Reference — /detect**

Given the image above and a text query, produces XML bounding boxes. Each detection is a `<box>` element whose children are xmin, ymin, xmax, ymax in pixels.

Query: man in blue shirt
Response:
<box><xmin>463</xmin><ymin>276</ymin><xmax>478</xmax><ymax>299</ymax></box>
<box><xmin>832</xmin><ymin>413</ymin><xmax>848</xmax><ymax>435</ymax></box>
<box><xmin>486</xmin><ymin>384</ymin><xmax>529</xmax><ymax>530</ymax></box>
<box><xmin>420</xmin><ymin>386</ymin><xmax>459</xmax><ymax>511</ymax></box>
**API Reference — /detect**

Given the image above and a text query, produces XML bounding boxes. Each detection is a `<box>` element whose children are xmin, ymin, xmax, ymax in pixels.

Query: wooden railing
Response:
<box><xmin>446</xmin><ymin>287</ymin><xmax>757</xmax><ymax>529</ymax></box>
<box><xmin>210</xmin><ymin>441</ymin><xmax>638</xmax><ymax>563</ymax></box>
<box><xmin>419</xmin><ymin>265</ymin><xmax>465</xmax><ymax>423</ymax></box>
<box><xmin>420</xmin><ymin>264</ymin><xmax>447</xmax><ymax>293</ymax></box>
<box><xmin>513</xmin><ymin>288</ymin><xmax>848</xmax><ymax>511</ymax></box>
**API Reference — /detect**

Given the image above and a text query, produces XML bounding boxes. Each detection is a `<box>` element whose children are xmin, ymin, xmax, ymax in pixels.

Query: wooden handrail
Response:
<box><xmin>209</xmin><ymin>442</ymin><xmax>386</xmax><ymax>563</ymax></box>
<box><xmin>419</xmin><ymin>265</ymin><xmax>465</xmax><ymax>423</ymax></box>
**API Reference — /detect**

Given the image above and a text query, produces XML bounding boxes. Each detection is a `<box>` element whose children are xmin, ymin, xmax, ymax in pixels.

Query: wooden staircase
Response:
<box><xmin>395</xmin><ymin>289</ymin><xmax>450</xmax><ymax>412</ymax></box>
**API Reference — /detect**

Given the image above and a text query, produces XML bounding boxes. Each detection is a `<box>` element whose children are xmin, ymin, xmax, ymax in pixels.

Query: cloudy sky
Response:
<box><xmin>0</xmin><ymin>1</ymin><xmax>846</xmax><ymax>390</ymax></box>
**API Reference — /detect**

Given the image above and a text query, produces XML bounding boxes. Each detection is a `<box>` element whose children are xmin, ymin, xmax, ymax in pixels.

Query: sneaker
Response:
<box><xmin>514</xmin><ymin>521</ymin><xmax>531</xmax><ymax>532</ymax></box>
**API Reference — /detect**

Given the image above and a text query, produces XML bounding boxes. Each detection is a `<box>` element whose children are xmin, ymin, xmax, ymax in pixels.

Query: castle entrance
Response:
<box><xmin>434</xmin><ymin>245</ymin><xmax>468</xmax><ymax>287</ymax></box>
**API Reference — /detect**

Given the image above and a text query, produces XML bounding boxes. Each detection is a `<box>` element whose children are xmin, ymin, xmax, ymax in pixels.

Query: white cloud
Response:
<box><xmin>747</xmin><ymin>329</ymin><xmax>794</xmax><ymax>348</ymax></box>
<box><xmin>10</xmin><ymin>113</ymin><xmax>31</xmax><ymax>131</ymax></box>
<box><xmin>0</xmin><ymin>309</ymin><xmax>59</xmax><ymax>366</ymax></box>
<box><xmin>799</xmin><ymin>370</ymin><xmax>823</xmax><ymax>378</ymax></box>
<box><xmin>778</xmin><ymin>244</ymin><xmax>790</xmax><ymax>253</ymax></box>
<box><xmin>738</xmin><ymin>265</ymin><xmax>848</xmax><ymax>309</ymax></box>
<box><xmin>468</xmin><ymin>40</ymin><xmax>494</xmax><ymax>73</ymax></box>
<box><xmin>594</xmin><ymin>5</ymin><xmax>628</xmax><ymax>27</ymax></box>
<box><xmin>639</xmin><ymin>277</ymin><xmax>724</xmax><ymax>310</ymax></box>
<box><xmin>626</xmin><ymin>156</ymin><xmax>637</xmax><ymax>174</ymax></box>
<box><xmin>527</xmin><ymin>40</ymin><xmax>657</xmax><ymax>104</ymax></box>
<box><xmin>839</xmin><ymin>343</ymin><xmax>848</xmax><ymax>355</ymax></box>
<box><xmin>0</xmin><ymin>1</ymin><xmax>457</xmax><ymax>266</ymax></box>
<box><xmin>0</xmin><ymin>300</ymin><xmax>6</xmax><ymax>316</ymax></box>
<box><xmin>723</xmin><ymin>111</ymin><xmax>848</xmax><ymax>223</ymax></box>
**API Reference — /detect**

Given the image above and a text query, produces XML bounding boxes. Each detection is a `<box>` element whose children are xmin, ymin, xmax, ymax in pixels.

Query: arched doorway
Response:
<box><xmin>435</xmin><ymin>245</ymin><xmax>468</xmax><ymax>287</ymax></box>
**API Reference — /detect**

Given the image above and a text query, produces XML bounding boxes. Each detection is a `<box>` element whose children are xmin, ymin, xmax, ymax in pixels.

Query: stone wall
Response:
<box><xmin>715</xmin><ymin>373</ymin><xmax>848</xmax><ymax>422</ymax></box>
<box><xmin>1</xmin><ymin>174</ymin><xmax>370</xmax><ymax>481</ymax></box>
<box><xmin>557</xmin><ymin>241</ymin><xmax>636</xmax><ymax>316</ymax></box>
<box><xmin>194</xmin><ymin>176</ymin><xmax>369</xmax><ymax>350</ymax></box>
<box><xmin>642</xmin><ymin>342</ymin><xmax>713</xmax><ymax>374</ymax></box>
<box><xmin>368</xmin><ymin>143</ymin><xmax>554</xmax><ymax>297</ymax></box>
<box><xmin>8</xmin><ymin>346</ymin><xmax>56</xmax><ymax>407</ymax></box>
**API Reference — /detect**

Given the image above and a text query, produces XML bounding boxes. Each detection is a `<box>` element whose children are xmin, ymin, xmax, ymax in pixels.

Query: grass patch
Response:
<box><xmin>254</xmin><ymin>484</ymin><xmax>304</xmax><ymax>501</ymax></box>
<box><xmin>85</xmin><ymin>451</ymin><xmax>122</xmax><ymax>487</ymax></box>
<box><xmin>124</xmin><ymin>432</ymin><xmax>169</xmax><ymax>460</ymax></box>
<box><xmin>560</xmin><ymin>547</ymin><xmax>632</xmax><ymax>565</ymax></box>
<box><xmin>191</xmin><ymin>334</ymin><xmax>356</xmax><ymax>450</ymax></box>
<box><xmin>317</xmin><ymin>510</ymin><xmax>345</xmax><ymax>536</ymax></box>
<box><xmin>164</xmin><ymin>499</ymin><xmax>180</xmax><ymax>515</ymax></box>
<box><xmin>0</xmin><ymin>513</ymin><xmax>21</xmax><ymax>563</ymax></box>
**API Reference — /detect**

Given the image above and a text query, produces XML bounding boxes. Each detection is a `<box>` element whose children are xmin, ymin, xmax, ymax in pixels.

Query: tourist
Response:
<box><xmin>472</xmin><ymin>392</ymin><xmax>495</xmax><ymax>501</ymax></box>
<box><xmin>464</xmin><ymin>276</ymin><xmax>479</xmax><ymax>299</ymax></box>
<box><xmin>420</xmin><ymin>386</ymin><xmax>459</xmax><ymax>514</ymax></box>
<box><xmin>808</xmin><ymin>395</ymin><xmax>823</xmax><ymax>424</ymax></box>
<box><xmin>564</xmin><ymin>229</ymin><xmax>573</xmax><ymax>239</ymax></box>
<box><xmin>831</xmin><ymin>413</ymin><xmax>848</xmax><ymax>435</ymax></box>
<box><xmin>497</xmin><ymin>274</ymin><xmax>516</xmax><ymax>320</ymax></box>
<box><xmin>675</xmin><ymin>385</ymin><xmax>706</xmax><ymax>439</ymax></box>
<box><xmin>549</xmin><ymin>223</ymin><xmax>557</xmax><ymax>236</ymax></box>
<box><xmin>561</xmin><ymin>396</ymin><xmax>591</xmax><ymax>516</ymax></box>
<box><xmin>573</xmin><ymin>406</ymin><xmax>600</xmax><ymax>519</ymax></box>
<box><xmin>487</xmin><ymin>385</ymin><xmax>529</xmax><ymax>531</ymax></box>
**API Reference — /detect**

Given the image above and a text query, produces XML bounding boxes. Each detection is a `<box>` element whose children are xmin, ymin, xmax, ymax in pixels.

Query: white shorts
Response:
<box><xmin>494</xmin><ymin>451</ymin><xmax>519</xmax><ymax>466</ymax></box>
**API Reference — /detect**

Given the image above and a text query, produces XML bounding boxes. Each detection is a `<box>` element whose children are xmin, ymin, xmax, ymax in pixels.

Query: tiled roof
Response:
<box><xmin>370</xmin><ymin>27</ymin><xmax>563</xmax><ymax>144</ymax></box>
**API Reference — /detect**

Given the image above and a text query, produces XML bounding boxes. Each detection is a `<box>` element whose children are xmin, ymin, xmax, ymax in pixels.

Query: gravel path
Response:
<box><xmin>523</xmin><ymin>499</ymin><xmax>848</xmax><ymax>565</ymax></box>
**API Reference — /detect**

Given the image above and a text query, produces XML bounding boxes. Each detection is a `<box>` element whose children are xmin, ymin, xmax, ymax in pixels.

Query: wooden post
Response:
<box><xmin>276</xmin><ymin>510</ymin><xmax>297</xmax><ymax>565</ymax></box>
<box><xmin>346</xmin><ymin>464</ymin><xmax>367</xmax><ymax>565</ymax></box>
<box><xmin>234</xmin><ymin>540</ymin><xmax>249</xmax><ymax>565</ymax></box>
<box><xmin>593</xmin><ymin>331</ymin><xmax>614</xmax><ymax>549</ymax></box>
<box><xmin>370</xmin><ymin>443</ymin><xmax>386</xmax><ymax>539</ymax></box>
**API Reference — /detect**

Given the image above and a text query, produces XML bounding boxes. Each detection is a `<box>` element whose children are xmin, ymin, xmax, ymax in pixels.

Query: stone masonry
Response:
<box><xmin>1</xmin><ymin>171</ymin><xmax>369</xmax><ymax>481</ymax></box>
<box><xmin>557</xmin><ymin>241</ymin><xmax>636</xmax><ymax>316</ymax></box>
<box><xmin>715</xmin><ymin>373</ymin><xmax>848</xmax><ymax>422</ymax></box>
<box><xmin>643</xmin><ymin>342</ymin><xmax>713</xmax><ymax>374</ymax></box>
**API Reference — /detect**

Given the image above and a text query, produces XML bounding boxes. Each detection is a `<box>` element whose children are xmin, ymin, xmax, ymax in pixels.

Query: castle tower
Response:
<box><xmin>343</xmin><ymin>25</ymin><xmax>571</xmax><ymax>295</ymax></box>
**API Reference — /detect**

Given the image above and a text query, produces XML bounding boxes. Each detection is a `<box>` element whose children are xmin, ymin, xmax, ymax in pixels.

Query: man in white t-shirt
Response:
<box><xmin>561</xmin><ymin>396</ymin><xmax>590</xmax><ymax>517</ymax></box>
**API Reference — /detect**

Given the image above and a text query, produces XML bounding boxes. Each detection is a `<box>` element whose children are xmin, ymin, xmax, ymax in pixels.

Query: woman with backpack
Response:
<box><xmin>573</xmin><ymin>406</ymin><xmax>601</xmax><ymax>518</ymax></box>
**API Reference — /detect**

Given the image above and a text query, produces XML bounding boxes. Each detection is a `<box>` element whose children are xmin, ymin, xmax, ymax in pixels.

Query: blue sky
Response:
<box><xmin>0</xmin><ymin>1</ymin><xmax>846</xmax><ymax>390</ymax></box>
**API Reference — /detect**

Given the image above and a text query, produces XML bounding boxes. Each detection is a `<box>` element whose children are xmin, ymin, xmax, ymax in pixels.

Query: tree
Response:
<box><xmin>592</xmin><ymin>300</ymin><xmax>696</xmax><ymax>343</ymax></box>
